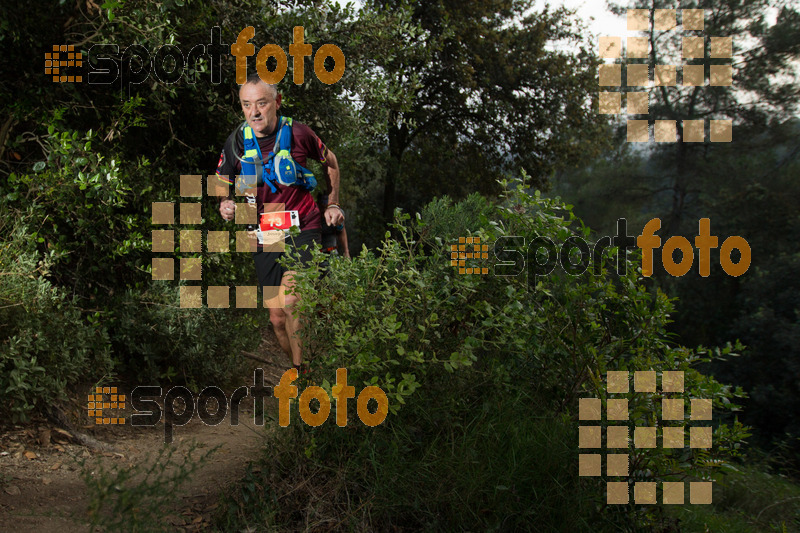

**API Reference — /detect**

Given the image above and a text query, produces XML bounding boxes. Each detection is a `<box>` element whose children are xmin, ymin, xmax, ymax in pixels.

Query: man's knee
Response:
<box><xmin>270</xmin><ymin>309</ymin><xmax>286</xmax><ymax>330</ymax></box>
<box><xmin>283</xmin><ymin>292</ymin><xmax>300</xmax><ymax>309</ymax></box>
<box><xmin>281</xmin><ymin>271</ymin><xmax>300</xmax><ymax>310</ymax></box>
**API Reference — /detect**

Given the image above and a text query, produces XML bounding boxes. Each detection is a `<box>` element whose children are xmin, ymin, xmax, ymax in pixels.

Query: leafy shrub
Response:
<box><xmin>106</xmin><ymin>282</ymin><xmax>255</xmax><ymax>387</ymax></box>
<box><xmin>5</xmin><ymin>126</ymin><xmax>148</xmax><ymax>294</ymax></box>
<box><xmin>0</xmin><ymin>123</ymin><xmax>262</xmax><ymax>420</ymax></box>
<box><xmin>0</xmin><ymin>214</ymin><xmax>114</xmax><ymax>422</ymax></box>
<box><xmin>220</xmin><ymin>180</ymin><xmax>750</xmax><ymax>530</ymax></box>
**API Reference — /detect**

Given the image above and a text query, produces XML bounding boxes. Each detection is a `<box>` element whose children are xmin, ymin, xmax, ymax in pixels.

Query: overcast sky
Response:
<box><xmin>542</xmin><ymin>0</ymin><xmax>628</xmax><ymax>39</ymax></box>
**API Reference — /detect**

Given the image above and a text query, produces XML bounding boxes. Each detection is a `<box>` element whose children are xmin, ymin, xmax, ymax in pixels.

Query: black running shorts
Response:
<box><xmin>252</xmin><ymin>229</ymin><xmax>322</xmax><ymax>288</ymax></box>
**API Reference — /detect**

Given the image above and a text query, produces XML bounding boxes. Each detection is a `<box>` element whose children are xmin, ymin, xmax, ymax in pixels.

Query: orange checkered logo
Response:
<box><xmin>450</xmin><ymin>236</ymin><xmax>489</xmax><ymax>275</ymax></box>
<box><xmin>88</xmin><ymin>386</ymin><xmax>126</xmax><ymax>425</ymax></box>
<box><xmin>599</xmin><ymin>9</ymin><xmax>733</xmax><ymax>143</ymax></box>
<box><xmin>45</xmin><ymin>45</ymin><xmax>83</xmax><ymax>83</ymax></box>
<box><xmin>151</xmin><ymin>174</ymin><xmax>288</xmax><ymax>309</ymax></box>
<box><xmin>579</xmin><ymin>371</ymin><xmax>713</xmax><ymax>505</ymax></box>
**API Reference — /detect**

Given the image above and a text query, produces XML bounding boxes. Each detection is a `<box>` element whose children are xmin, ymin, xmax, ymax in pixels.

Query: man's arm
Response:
<box><xmin>215</xmin><ymin>132</ymin><xmax>239</xmax><ymax>221</ymax></box>
<box><xmin>325</xmin><ymin>149</ymin><xmax>340</xmax><ymax>204</ymax></box>
<box><xmin>323</xmin><ymin>149</ymin><xmax>344</xmax><ymax>227</ymax></box>
<box><xmin>337</xmin><ymin>226</ymin><xmax>350</xmax><ymax>259</ymax></box>
<box><xmin>216</xmin><ymin>171</ymin><xmax>235</xmax><ymax>222</ymax></box>
<box><xmin>218</xmin><ymin>182</ymin><xmax>235</xmax><ymax>221</ymax></box>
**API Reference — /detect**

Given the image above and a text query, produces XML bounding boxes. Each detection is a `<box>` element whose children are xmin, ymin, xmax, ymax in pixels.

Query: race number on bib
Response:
<box><xmin>255</xmin><ymin>210</ymin><xmax>300</xmax><ymax>245</ymax></box>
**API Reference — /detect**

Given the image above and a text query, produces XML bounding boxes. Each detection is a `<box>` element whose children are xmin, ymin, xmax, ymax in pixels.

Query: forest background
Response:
<box><xmin>1</xmin><ymin>0</ymin><xmax>799</xmax><ymax>530</ymax></box>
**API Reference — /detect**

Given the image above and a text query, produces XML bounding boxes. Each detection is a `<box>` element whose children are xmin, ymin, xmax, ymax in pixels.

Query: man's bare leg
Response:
<box><xmin>268</xmin><ymin>271</ymin><xmax>303</xmax><ymax>367</ymax></box>
<box><xmin>269</xmin><ymin>308</ymin><xmax>292</xmax><ymax>356</ymax></box>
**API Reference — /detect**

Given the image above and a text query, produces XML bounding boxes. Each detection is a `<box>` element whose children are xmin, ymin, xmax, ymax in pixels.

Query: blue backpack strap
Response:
<box><xmin>241</xmin><ymin>118</ymin><xmax>317</xmax><ymax>193</ymax></box>
<box><xmin>275</xmin><ymin>116</ymin><xmax>292</xmax><ymax>153</ymax></box>
<box><xmin>242</xmin><ymin>124</ymin><xmax>278</xmax><ymax>193</ymax></box>
<box><xmin>272</xmin><ymin>117</ymin><xmax>317</xmax><ymax>191</ymax></box>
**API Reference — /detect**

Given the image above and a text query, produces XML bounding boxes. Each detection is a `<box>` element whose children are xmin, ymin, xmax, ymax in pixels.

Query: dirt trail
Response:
<box><xmin>0</xmin><ymin>336</ymin><xmax>290</xmax><ymax>532</ymax></box>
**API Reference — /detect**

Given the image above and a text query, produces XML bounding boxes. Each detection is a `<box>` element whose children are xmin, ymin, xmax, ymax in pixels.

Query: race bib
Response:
<box><xmin>255</xmin><ymin>210</ymin><xmax>300</xmax><ymax>245</ymax></box>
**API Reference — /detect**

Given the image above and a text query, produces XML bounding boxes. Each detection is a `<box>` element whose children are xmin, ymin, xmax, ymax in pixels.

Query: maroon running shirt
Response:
<box><xmin>215</xmin><ymin>118</ymin><xmax>329</xmax><ymax>230</ymax></box>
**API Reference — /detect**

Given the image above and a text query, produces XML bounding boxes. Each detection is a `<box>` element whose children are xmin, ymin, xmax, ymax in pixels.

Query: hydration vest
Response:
<box><xmin>239</xmin><ymin>116</ymin><xmax>317</xmax><ymax>194</ymax></box>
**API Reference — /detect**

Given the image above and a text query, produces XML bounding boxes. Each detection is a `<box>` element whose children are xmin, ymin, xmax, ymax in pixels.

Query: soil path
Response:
<box><xmin>0</xmin><ymin>334</ymin><xmax>290</xmax><ymax>532</ymax></box>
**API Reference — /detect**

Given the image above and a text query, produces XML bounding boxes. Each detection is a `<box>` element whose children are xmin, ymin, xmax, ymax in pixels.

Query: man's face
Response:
<box><xmin>239</xmin><ymin>82</ymin><xmax>281</xmax><ymax>137</ymax></box>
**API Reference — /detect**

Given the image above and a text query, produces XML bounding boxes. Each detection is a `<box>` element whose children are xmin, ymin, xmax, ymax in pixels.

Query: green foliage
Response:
<box><xmin>556</xmin><ymin>117</ymin><xmax>800</xmax><ymax>461</ymax></box>
<box><xmin>80</xmin><ymin>442</ymin><xmax>217</xmax><ymax>532</ymax></box>
<box><xmin>0</xmin><ymin>119</ymin><xmax>259</xmax><ymax>418</ymax></box>
<box><xmin>2</xmin><ymin>0</ymin><xmax>793</xmax><ymax>526</ymax></box>
<box><xmin>1</xmin><ymin>0</ymin><xmax>328</xmax><ymax>422</ymax></box>
<box><xmin>225</xmin><ymin>184</ymin><xmax>750</xmax><ymax>530</ymax></box>
<box><xmin>616</xmin><ymin>0</ymin><xmax>797</xmax><ymax>232</ymax></box>
<box><xmin>0</xmin><ymin>211</ymin><xmax>114</xmax><ymax>422</ymax></box>
<box><xmin>555</xmin><ymin>0</ymin><xmax>800</xmax><ymax>466</ymax></box>
<box><xmin>5</xmin><ymin>126</ymin><xmax>145</xmax><ymax>293</ymax></box>
<box><xmin>362</xmin><ymin>391</ymin><xmax>598</xmax><ymax>530</ymax></box>
<box><xmin>288</xmin><ymin>198</ymin><xmax>499</xmax><ymax>411</ymax></box>
<box><xmin>106</xmin><ymin>282</ymin><xmax>254</xmax><ymax>386</ymax></box>
<box><xmin>721</xmin><ymin>251</ymin><xmax>800</xmax><ymax>452</ymax></box>
<box><xmin>669</xmin><ymin>465</ymin><xmax>800</xmax><ymax>532</ymax></box>
<box><xmin>495</xmin><ymin>178</ymin><xmax>751</xmax><ymax>515</ymax></box>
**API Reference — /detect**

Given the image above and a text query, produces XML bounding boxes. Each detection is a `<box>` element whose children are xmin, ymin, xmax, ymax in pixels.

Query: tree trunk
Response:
<box><xmin>383</xmin><ymin>115</ymin><xmax>408</xmax><ymax>224</ymax></box>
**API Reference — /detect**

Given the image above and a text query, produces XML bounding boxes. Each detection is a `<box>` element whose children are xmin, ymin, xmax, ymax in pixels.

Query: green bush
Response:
<box><xmin>219</xmin><ymin>180</ymin><xmax>750</xmax><ymax>530</ymax></box>
<box><xmin>668</xmin><ymin>464</ymin><xmax>800</xmax><ymax>532</ymax></box>
<box><xmin>0</xmin><ymin>215</ymin><xmax>114</xmax><ymax>422</ymax></box>
<box><xmin>0</xmin><ymin>123</ymin><xmax>262</xmax><ymax>420</ymax></box>
<box><xmin>106</xmin><ymin>282</ymin><xmax>255</xmax><ymax>387</ymax></box>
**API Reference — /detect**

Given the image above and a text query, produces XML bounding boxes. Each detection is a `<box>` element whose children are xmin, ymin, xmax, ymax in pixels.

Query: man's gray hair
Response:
<box><xmin>244</xmin><ymin>72</ymin><xmax>278</xmax><ymax>99</ymax></box>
